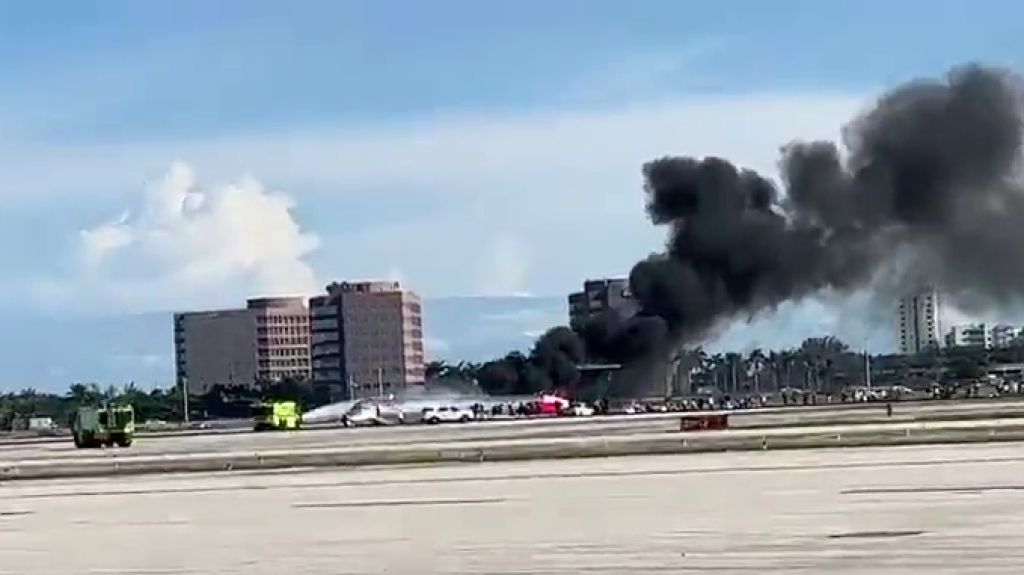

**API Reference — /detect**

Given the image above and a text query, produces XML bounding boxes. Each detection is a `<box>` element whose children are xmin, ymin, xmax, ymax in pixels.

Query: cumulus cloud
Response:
<box><xmin>37</xmin><ymin>162</ymin><xmax>320</xmax><ymax>311</ymax></box>
<box><xmin>16</xmin><ymin>84</ymin><xmax>884</xmax><ymax>354</ymax></box>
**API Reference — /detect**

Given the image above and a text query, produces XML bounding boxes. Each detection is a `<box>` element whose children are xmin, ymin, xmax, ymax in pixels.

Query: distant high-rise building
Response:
<box><xmin>309</xmin><ymin>281</ymin><xmax>425</xmax><ymax>399</ymax></box>
<box><xmin>897</xmin><ymin>289</ymin><xmax>942</xmax><ymax>354</ymax></box>
<box><xmin>944</xmin><ymin>323</ymin><xmax>991</xmax><ymax>348</ymax></box>
<box><xmin>173</xmin><ymin>296</ymin><xmax>310</xmax><ymax>394</ymax></box>
<box><xmin>567</xmin><ymin>277</ymin><xmax>637</xmax><ymax>328</ymax></box>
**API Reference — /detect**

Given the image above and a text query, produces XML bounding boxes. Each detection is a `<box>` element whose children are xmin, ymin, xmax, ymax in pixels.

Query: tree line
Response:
<box><xmin>0</xmin><ymin>379</ymin><xmax>326</xmax><ymax>432</ymax></box>
<box><xmin>440</xmin><ymin>336</ymin><xmax>1024</xmax><ymax>396</ymax></box>
<box><xmin>1</xmin><ymin>336</ymin><xmax>1020</xmax><ymax>430</ymax></box>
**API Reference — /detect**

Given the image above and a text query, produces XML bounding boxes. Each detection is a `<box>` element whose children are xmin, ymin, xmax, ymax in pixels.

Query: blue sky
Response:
<box><xmin>1</xmin><ymin>0</ymin><xmax>1021</xmax><ymax>333</ymax></box>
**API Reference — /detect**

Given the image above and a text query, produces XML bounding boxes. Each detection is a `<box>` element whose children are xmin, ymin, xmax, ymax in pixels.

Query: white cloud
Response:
<box><xmin>37</xmin><ymin>162</ymin><xmax>320</xmax><ymax>312</ymax></box>
<box><xmin>22</xmin><ymin>89</ymin><xmax>869</xmax><ymax>314</ymax></box>
<box><xmin>3</xmin><ymin>93</ymin><xmax>864</xmax><ymax>205</ymax></box>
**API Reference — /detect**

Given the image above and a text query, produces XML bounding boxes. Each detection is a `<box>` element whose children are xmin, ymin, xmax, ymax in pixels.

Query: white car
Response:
<box><xmin>421</xmin><ymin>406</ymin><xmax>474</xmax><ymax>424</ymax></box>
<box><xmin>569</xmin><ymin>403</ymin><xmax>595</xmax><ymax>417</ymax></box>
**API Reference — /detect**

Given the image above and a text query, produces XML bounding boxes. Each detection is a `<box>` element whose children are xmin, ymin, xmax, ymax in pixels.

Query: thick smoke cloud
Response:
<box><xmin>476</xmin><ymin>63</ymin><xmax>1024</xmax><ymax>397</ymax></box>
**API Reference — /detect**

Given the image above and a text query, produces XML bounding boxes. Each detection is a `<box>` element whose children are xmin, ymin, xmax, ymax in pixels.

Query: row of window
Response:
<box><xmin>311</xmin><ymin>319</ymin><xmax>338</xmax><ymax>331</ymax></box>
<box><xmin>310</xmin><ymin>305</ymin><xmax>337</xmax><ymax>318</ymax></box>
<box><xmin>257</xmin><ymin>369</ymin><xmax>310</xmax><ymax>379</ymax></box>
<box><xmin>257</xmin><ymin>337</ymin><xmax>309</xmax><ymax>347</ymax></box>
<box><xmin>258</xmin><ymin>347</ymin><xmax>308</xmax><ymax>357</ymax></box>
<box><xmin>312</xmin><ymin>341</ymin><xmax>424</xmax><ymax>355</ymax></box>
<box><xmin>312</xmin><ymin>356</ymin><xmax>426</xmax><ymax>368</ymax></box>
<box><xmin>308</xmin><ymin>330</ymin><xmax>424</xmax><ymax>343</ymax></box>
<box><xmin>257</xmin><ymin>326</ymin><xmax>308</xmax><ymax>336</ymax></box>
<box><xmin>256</xmin><ymin>314</ymin><xmax>308</xmax><ymax>325</ymax></box>
<box><xmin>258</xmin><ymin>359</ymin><xmax>309</xmax><ymax>369</ymax></box>
<box><xmin>312</xmin><ymin>332</ymin><xmax>339</xmax><ymax>344</ymax></box>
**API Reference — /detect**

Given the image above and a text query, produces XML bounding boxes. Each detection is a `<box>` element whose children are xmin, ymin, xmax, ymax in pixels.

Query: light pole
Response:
<box><xmin>180</xmin><ymin>376</ymin><xmax>190</xmax><ymax>424</ymax></box>
<box><xmin>864</xmin><ymin>336</ymin><xmax>872</xmax><ymax>389</ymax></box>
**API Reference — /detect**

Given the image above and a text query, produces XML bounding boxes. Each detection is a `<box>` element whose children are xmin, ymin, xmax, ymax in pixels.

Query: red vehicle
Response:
<box><xmin>679</xmin><ymin>412</ymin><xmax>730</xmax><ymax>431</ymax></box>
<box><xmin>537</xmin><ymin>394</ymin><xmax>569</xmax><ymax>416</ymax></box>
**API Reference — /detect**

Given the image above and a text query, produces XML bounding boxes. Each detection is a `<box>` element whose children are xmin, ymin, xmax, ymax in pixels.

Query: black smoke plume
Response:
<box><xmin>475</xmin><ymin>63</ymin><xmax>1024</xmax><ymax>397</ymax></box>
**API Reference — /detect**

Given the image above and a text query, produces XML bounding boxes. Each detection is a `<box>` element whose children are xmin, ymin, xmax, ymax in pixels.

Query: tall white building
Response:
<box><xmin>897</xmin><ymin>289</ymin><xmax>942</xmax><ymax>354</ymax></box>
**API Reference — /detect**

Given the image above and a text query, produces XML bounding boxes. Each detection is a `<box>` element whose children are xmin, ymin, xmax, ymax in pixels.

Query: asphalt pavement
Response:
<box><xmin>3</xmin><ymin>399</ymin><xmax>1024</xmax><ymax>462</ymax></box>
<box><xmin>2</xmin><ymin>443</ymin><xmax>1022</xmax><ymax>573</ymax></box>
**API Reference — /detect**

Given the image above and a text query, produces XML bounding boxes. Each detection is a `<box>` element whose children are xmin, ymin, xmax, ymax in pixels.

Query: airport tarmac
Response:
<box><xmin>2</xmin><ymin>400</ymin><xmax>1023</xmax><ymax>462</ymax></box>
<box><xmin>2</xmin><ymin>443</ymin><xmax>1023</xmax><ymax>574</ymax></box>
<box><xmin>0</xmin><ymin>417</ymin><xmax>682</xmax><ymax>461</ymax></box>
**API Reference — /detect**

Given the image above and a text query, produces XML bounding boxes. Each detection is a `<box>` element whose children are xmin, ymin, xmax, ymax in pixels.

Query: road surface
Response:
<box><xmin>2</xmin><ymin>443</ymin><xmax>1023</xmax><ymax>573</ymax></box>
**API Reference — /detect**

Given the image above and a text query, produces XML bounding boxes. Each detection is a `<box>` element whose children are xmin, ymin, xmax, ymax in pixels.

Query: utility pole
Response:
<box><xmin>377</xmin><ymin>367</ymin><xmax>384</xmax><ymax>398</ymax></box>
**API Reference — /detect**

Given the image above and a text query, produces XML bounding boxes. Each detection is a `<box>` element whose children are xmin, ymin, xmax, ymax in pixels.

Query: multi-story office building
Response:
<box><xmin>944</xmin><ymin>323</ymin><xmax>991</xmax><ymax>348</ymax></box>
<box><xmin>567</xmin><ymin>277</ymin><xmax>637</xmax><ymax>327</ymax></box>
<box><xmin>174</xmin><ymin>296</ymin><xmax>310</xmax><ymax>394</ymax></box>
<box><xmin>897</xmin><ymin>289</ymin><xmax>942</xmax><ymax>354</ymax></box>
<box><xmin>309</xmin><ymin>281</ymin><xmax>425</xmax><ymax>399</ymax></box>
<box><xmin>248</xmin><ymin>297</ymin><xmax>311</xmax><ymax>382</ymax></box>
<box><xmin>174</xmin><ymin>308</ymin><xmax>257</xmax><ymax>394</ymax></box>
<box><xmin>991</xmin><ymin>324</ymin><xmax>1022</xmax><ymax>348</ymax></box>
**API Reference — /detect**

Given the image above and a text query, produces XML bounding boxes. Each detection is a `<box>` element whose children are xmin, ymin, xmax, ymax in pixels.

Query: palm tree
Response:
<box><xmin>745</xmin><ymin>348</ymin><xmax>768</xmax><ymax>394</ymax></box>
<box><xmin>65</xmin><ymin>383</ymin><xmax>87</xmax><ymax>402</ymax></box>
<box><xmin>65</xmin><ymin>382</ymin><xmax>102</xmax><ymax>406</ymax></box>
<box><xmin>103</xmin><ymin>384</ymin><xmax>120</xmax><ymax>401</ymax></box>
<box><xmin>797</xmin><ymin>337</ymin><xmax>849</xmax><ymax>393</ymax></box>
<box><xmin>768</xmin><ymin>350</ymin><xmax>790</xmax><ymax>391</ymax></box>
<box><xmin>425</xmin><ymin>360</ymin><xmax>448</xmax><ymax>379</ymax></box>
<box><xmin>723</xmin><ymin>352</ymin><xmax>744</xmax><ymax>393</ymax></box>
<box><xmin>705</xmin><ymin>352</ymin><xmax>723</xmax><ymax>391</ymax></box>
<box><xmin>683</xmin><ymin>347</ymin><xmax>709</xmax><ymax>395</ymax></box>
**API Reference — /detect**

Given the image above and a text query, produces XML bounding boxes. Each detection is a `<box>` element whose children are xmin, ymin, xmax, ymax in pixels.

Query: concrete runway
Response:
<box><xmin>3</xmin><ymin>400</ymin><xmax>1023</xmax><ymax>462</ymax></box>
<box><xmin>2</xmin><ymin>443</ymin><xmax>1023</xmax><ymax>573</ymax></box>
<box><xmin>0</xmin><ymin>418</ymin><xmax>683</xmax><ymax>461</ymax></box>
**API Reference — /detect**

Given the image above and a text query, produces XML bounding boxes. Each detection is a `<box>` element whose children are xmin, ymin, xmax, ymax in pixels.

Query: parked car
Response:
<box><xmin>568</xmin><ymin>402</ymin><xmax>595</xmax><ymax>417</ymax></box>
<box><xmin>421</xmin><ymin>406</ymin><xmax>474</xmax><ymax>424</ymax></box>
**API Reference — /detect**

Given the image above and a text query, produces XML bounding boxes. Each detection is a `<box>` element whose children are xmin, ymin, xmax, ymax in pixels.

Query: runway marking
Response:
<box><xmin>828</xmin><ymin>530</ymin><xmax>926</xmax><ymax>539</ymax></box>
<box><xmin>0</xmin><ymin>510</ymin><xmax>31</xmax><ymax>517</ymax></box>
<box><xmin>844</xmin><ymin>485</ymin><xmax>1024</xmax><ymax>495</ymax></box>
<box><xmin>293</xmin><ymin>497</ymin><xmax>507</xmax><ymax>509</ymax></box>
<box><xmin>5</xmin><ymin>452</ymin><xmax>1024</xmax><ymax>501</ymax></box>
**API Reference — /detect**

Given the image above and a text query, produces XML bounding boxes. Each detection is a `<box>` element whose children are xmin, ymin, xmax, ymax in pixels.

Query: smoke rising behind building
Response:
<box><xmin>478</xmin><ymin>63</ymin><xmax>1024</xmax><ymax>397</ymax></box>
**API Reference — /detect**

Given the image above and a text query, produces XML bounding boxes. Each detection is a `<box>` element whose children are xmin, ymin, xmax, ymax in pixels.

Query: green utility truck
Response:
<box><xmin>72</xmin><ymin>404</ymin><xmax>135</xmax><ymax>448</ymax></box>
